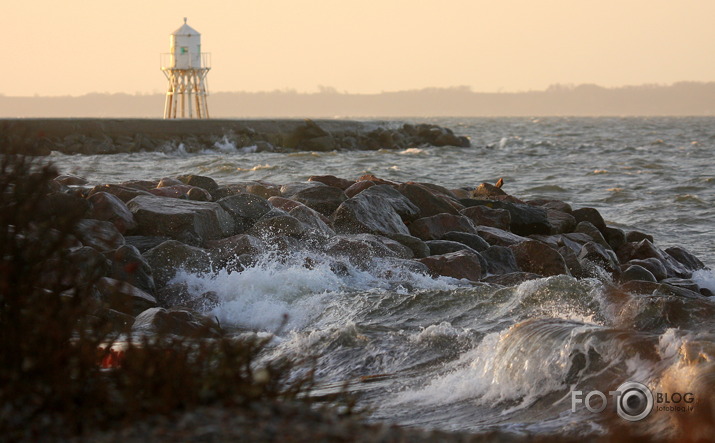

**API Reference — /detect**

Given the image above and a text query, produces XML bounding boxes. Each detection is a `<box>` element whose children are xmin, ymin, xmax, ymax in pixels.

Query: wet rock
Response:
<box><xmin>572</xmin><ymin>207</ymin><xmax>607</xmax><ymax>233</ymax></box>
<box><xmin>396</xmin><ymin>183</ymin><xmax>460</xmax><ymax>217</ymax></box>
<box><xmin>217</xmin><ymin>193</ymin><xmax>273</xmax><ymax>233</ymax></box>
<box><xmin>325</xmin><ymin>234</ymin><xmax>410</xmax><ymax>266</ymax></box>
<box><xmin>206</xmin><ymin>234</ymin><xmax>266</xmax><ymax>269</ymax></box>
<box><xmin>409</xmin><ymin>214</ymin><xmax>476</xmax><ymax>241</ymax></box>
<box><xmin>67</xmin><ymin>246</ymin><xmax>111</xmax><ymax>283</ymax></box>
<box><xmin>373</xmin><ymin>258</ymin><xmax>430</xmax><ymax>279</ymax></box>
<box><xmin>528</xmin><ymin>199</ymin><xmax>573</xmax><ymax>214</ymax></box>
<box><xmin>289</xmin><ymin>205</ymin><xmax>336</xmax><ymax>238</ymax></box>
<box><xmin>426</xmin><ymin>240</ymin><xmax>479</xmax><ymax>256</ymax></box>
<box><xmin>418</xmin><ymin>250</ymin><xmax>485</xmax><ymax>282</ymax></box>
<box><xmin>54</xmin><ymin>174</ymin><xmax>88</xmax><ymax>186</ymax></box>
<box><xmin>625</xmin><ymin>230</ymin><xmax>654</xmax><ymax>243</ymax></box>
<box><xmin>156</xmin><ymin>282</ymin><xmax>220</xmax><ymax>311</ymax></box>
<box><xmin>308</xmin><ymin>175</ymin><xmax>355</xmax><ymax>190</ymax></box>
<box><xmin>482</xmin><ymin>272</ymin><xmax>542</xmax><ymax>286</ymax></box>
<box><xmin>95</xmin><ymin>308</ymin><xmax>134</xmax><ymax>333</ymax></box>
<box><xmin>440</xmin><ymin>231</ymin><xmax>490</xmax><ymax>252</ymax></box>
<box><xmin>559</xmin><ymin>246</ymin><xmax>586</xmax><ymax>278</ymax></box>
<box><xmin>546</xmin><ymin>209</ymin><xmax>577</xmax><ymax>234</ymax></box>
<box><xmin>279</xmin><ymin>182</ymin><xmax>326</xmax><ymax>198</ymax></box>
<box><xmin>121</xmin><ymin>180</ymin><xmax>158</xmax><ymax>191</ymax></box>
<box><xmin>460</xmin><ymin>205</ymin><xmax>511</xmax><ymax>231</ymax></box>
<box><xmin>665</xmin><ymin>246</ymin><xmax>706</xmax><ymax>272</ymax></box>
<box><xmin>621</xmin><ymin>265</ymin><xmax>657</xmax><ymax>283</ymax></box>
<box><xmin>132</xmin><ymin>307</ymin><xmax>217</xmax><ymax>337</ymax></box>
<box><xmin>460</xmin><ymin>200</ymin><xmax>550</xmax><ymax>236</ymax></box>
<box><xmin>384</xmin><ymin>233</ymin><xmax>430</xmax><ymax>259</ymax></box>
<box><xmin>248</xmin><ymin>214</ymin><xmax>306</xmax><ymax>238</ymax></box>
<box><xmin>39</xmin><ymin>192</ymin><xmax>90</xmax><ymax>221</ymax></box>
<box><xmin>344</xmin><ymin>180</ymin><xmax>376</xmax><ymax>198</ymax></box>
<box><xmin>75</xmin><ymin>219</ymin><xmax>125</xmax><ymax>252</ymax></box>
<box><xmin>474</xmin><ymin>226</ymin><xmax>528</xmax><ymax>247</ymax></box>
<box><xmin>245</xmin><ymin>183</ymin><xmax>282</xmax><ymax>199</ymax></box>
<box><xmin>128</xmin><ymin>195</ymin><xmax>234</xmax><ymax>246</ymax></box>
<box><xmin>95</xmin><ymin>277</ymin><xmax>157</xmax><ymax>316</ymax></box>
<box><xmin>574</xmin><ymin>221</ymin><xmax>611</xmax><ymax>249</ymax></box>
<box><xmin>332</xmin><ymin>185</ymin><xmax>419</xmax><ymax>236</ymax></box>
<box><xmin>89</xmin><ymin>184</ymin><xmax>153</xmax><ymax>202</ymax></box>
<box><xmin>87</xmin><ymin>191</ymin><xmax>137</xmax><ymax>234</ymax></box>
<box><xmin>628</xmin><ymin>258</ymin><xmax>668</xmax><ymax>281</ymax></box>
<box><xmin>509</xmin><ymin>240</ymin><xmax>570</xmax><ymax>277</ymax></box>
<box><xmin>143</xmin><ymin>240</ymin><xmax>211</xmax><ymax>289</ymax></box>
<box><xmin>480</xmin><ymin>246</ymin><xmax>521</xmax><ymax>275</ymax></box>
<box><xmin>660</xmin><ymin>278</ymin><xmax>701</xmax><ymax>293</ymax></box>
<box><xmin>291</xmin><ymin>185</ymin><xmax>347</xmax><ymax>217</ymax></box>
<box><xmin>617</xmin><ymin>239</ymin><xmax>690</xmax><ymax>279</ymax></box>
<box><xmin>268</xmin><ymin>196</ymin><xmax>303</xmax><ymax>212</ymax></box>
<box><xmin>157</xmin><ymin>178</ymin><xmax>183</xmax><ymax>188</ymax></box>
<box><xmin>124</xmin><ymin>235</ymin><xmax>171</xmax><ymax>253</ymax></box>
<box><xmin>577</xmin><ymin>241</ymin><xmax>621</xmax><ymax>276</ymax></box>
<box><xmin>106</xmin><ymin>245</ymin><xmax>155</xmax><ymax>294</ymax></box>
<box><xmin>177</xmin><ymin>174</ymin><xmax>219</xmax><ymax>193</ymax></box>
<box><xmin>603</xmin><ymin>226</ymin><xmax>627</xmax><ymax>250</ymax></box>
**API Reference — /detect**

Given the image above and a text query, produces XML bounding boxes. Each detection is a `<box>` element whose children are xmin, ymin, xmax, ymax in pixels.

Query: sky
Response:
<box><xmin>3</xmin><ymin>0</ymin><xmax>715</xmax><ymax>96</ymax></box>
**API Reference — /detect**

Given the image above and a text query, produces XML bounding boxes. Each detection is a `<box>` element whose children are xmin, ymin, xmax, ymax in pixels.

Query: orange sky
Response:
<box><xmin>3</xmin><ymin>0</ymin><xmax>715</xmax><ymax>96</ymax></box>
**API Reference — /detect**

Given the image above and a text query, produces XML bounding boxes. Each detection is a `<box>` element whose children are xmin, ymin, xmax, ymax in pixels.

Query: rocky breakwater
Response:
<box><xmin>48</xmin><ymin>171</ymin><xmax>712</xmax><ymax>336</ymax></box>
<box><xmin>0</xmin><ymin>118</ymin><xmax>470</xmax><ymax>155</ymax></box>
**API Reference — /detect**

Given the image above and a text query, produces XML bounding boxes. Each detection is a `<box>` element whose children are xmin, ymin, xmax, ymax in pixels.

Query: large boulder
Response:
<box><xmin>325</xmin><ymin>234</ymin><xmax>411</xmax><ymax>266</ymax></box>
<box><xmin>546</xmin><ymin>209</ymin><xmax>577</xmax><ymax>235</ymax></box>
<box><xmin>616</xmin><ymin>239</ymin><xmax>690</xmax><ymax>279</ymax></box>
<box><xmin>206</xmin><ymin>234</ymin><xmax>266</xmax><ymax>269</ymax></box>
<box><xmin>128</xmin><ymin>195</ymin><xmax>235</xmax><ymax>246</ymax></box>
<box><xmin>620</xmin><ymin>265</ymin><xmax>657</xmax><ymax>283</ymax></box>
<box><xmin>384</xmin><ymin>233</ymin><xmax>431</xmax><ymax>259</ymax></box>
<box><xmin>409</xmin><ymin>214</ymin><xmax>476</xmax><ymax>241</ymax></box>
<box><xmin>156</xmin><ymin>282</ymin><xmax>220</xmax><ymax>311</ymax></box>
<box><xmin>87</xmin><ymin>191</ymin><xmax>137</xmax><ymax>234</ymax></box>
<box><xmin>106</xmin><ymin>244</ymin><xmax>155</xmax><ymax>294</ymax></box>
<box><xmin>460</xmin><ymin>205</ymin><xmax>511</xmax><ymax>231</ymax></box>
<box><xmin>308</xmin><ymin>175</ymin><xmax>355</xmax><ymax>190</ymax></box>
<box><xmin>248</xmin><ymin>214</ymin><xmax>306</xmax><ymax>239</ymax></box>
<box><xmin>142</xmin><ymin>240</ymin><xmax>211</xmax><ymax>288</ymax></box>
<box><xmin>289</xmin><ymin>205</ymin><xmax>336</xmax><ymax>238</ymax></box>
<box><xmin>332</xmin><ymin>185</ymin><xmax>419</xmax><ymax>236</ymax></box>
<box><xmin>425</xmin><ymin>240</ymin><xmax>480</xmax><ymax>256</ymax></box>
<box><xmin>509</xmin><ymin>240</ymin><xmax>570</xmax><ymax>277</ymax></box>
<box><xmin>344</xmin><ymin>180</ymin><xmax>377</xmax><ymax>198</ymax></box>
<box><xmin>577</xmin><ymin>241</ymin><xmax>621</xmax><ymax>276</ymax></box>
<box><xmin>74</xmin><ymin>219</ymin><xmax>125</xmax><ymax>252</ymax></box>
<box><xmin>95</xmin><ymin>277</ymin><xmax>157</xmax><ymax>316</ymax></box>
<box><xmin>177</xmin><ymin>174</ymin><xmax>219</xmax><ymax>193</ymax></box>
<box><xmin>665</xmin><ymin>246</ymin><xmax>706</xmax><ymax>272</ymax></box>
<box><xmin>290</xmin><ymin>185</ymin><xmax>347</xmax><ymax>217</ymax></box>
<box><xmin>88</xmin><ymin>184</ymin><xmax>153</xmax><ymax>203</ymax></box>
<box><xmin>396</xmin><ymin>183</ymin><xmax>461</xmax><ymax>217</ymax></box>
<box><xmin>461</xmin><ymin>200</ymin><xmax>550</xmax><ymax>236</ymax></box>
<box><xmin>628</xmin><ymin>258</ymin><xmax>668</xmax><ymax>281</ymax></box>
<box><xmin>572</xmin><ymin>207</ymin><xmax>607</xmax><ymax>233</ymax></box>
<box><xmin>217</xmin><ymin>193</ymin><xmax>273</xmax><ymax>233</ymax></box>
<box><xmin>418</xmin><ymin>250</ymin><xmax>485</xmax><ymax>282</ymax></box>
<box><xmin>474</xmin><ymin>226</ymin><xmax>528</xmax><ymax>247</ymax></box>
<box><xmin>574</xmin><ymin>221</ymin><xmax>611</xmax><ymax>249</ymax></box>
<box><xmin>132</xmin><ymin>307</ymin><xmax>216</xmax><ymax>337</ymax></box>
<box><xmin>480</xmin><ymin>246</ymin><xmax>521</xmax><ymax>275</ymax></box>
<box><xmin>441</xmin><ymin>231</ymin><xmax>490</xmax><ymax>252</ymax></box>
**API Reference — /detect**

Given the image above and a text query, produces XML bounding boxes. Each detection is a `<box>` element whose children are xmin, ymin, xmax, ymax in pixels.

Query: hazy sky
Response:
<box><xmin>4</xmin><ymin>0</ymin><xmax>714</xmax><ymax>96</ymax></box>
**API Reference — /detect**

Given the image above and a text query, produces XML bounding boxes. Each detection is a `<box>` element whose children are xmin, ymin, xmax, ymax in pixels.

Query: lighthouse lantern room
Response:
<box><xmin>161</xmin><ymin>18</ymin><xmax>211</xmax><ymax>119</ymax></box>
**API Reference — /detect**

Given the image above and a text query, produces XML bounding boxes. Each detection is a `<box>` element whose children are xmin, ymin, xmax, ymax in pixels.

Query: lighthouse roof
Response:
<box><xmin>172</xmin><ymin>18</ymin><xmax>200</xmax><ymax>36</ymax></box>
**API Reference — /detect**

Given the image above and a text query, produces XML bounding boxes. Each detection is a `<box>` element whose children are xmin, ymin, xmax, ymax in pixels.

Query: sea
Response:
<box><xmin>50</xmin><ymin>117</ymin><xmax>715</xmax><ymax>439</ymax></box>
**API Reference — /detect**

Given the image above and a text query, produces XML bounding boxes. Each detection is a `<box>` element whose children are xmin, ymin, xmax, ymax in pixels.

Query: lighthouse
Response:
<box><xmin>161</xmin><ymin>18</ymin><xmax>211</xmax><ymax>119</ymax></box>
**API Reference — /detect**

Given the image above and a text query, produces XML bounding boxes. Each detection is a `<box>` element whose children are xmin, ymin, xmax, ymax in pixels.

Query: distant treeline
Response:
<box><xmin>2</xmin><ymin>82</ymin><xmax>714</xmax><ymax>117</ymax></box>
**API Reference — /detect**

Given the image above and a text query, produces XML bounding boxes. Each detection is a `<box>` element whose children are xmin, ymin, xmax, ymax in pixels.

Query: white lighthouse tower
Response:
<box><xmin>161</xmin><ymin>18</ymin><xmax>211</xmax><ymax>119</ymax></box>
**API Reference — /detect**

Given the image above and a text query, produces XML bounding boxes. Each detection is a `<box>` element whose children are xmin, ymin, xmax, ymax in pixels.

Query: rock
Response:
<box><xmin>625</xmin><ymin>230</ymin><xmax>654</xmax><ymax>244</ymax></box>
<box><xmin>384</xmin><ymin>233</ymin><xmax>430</xmax><ymax>259</ymax></box>
<box><xmin>418</xmin><ymin>250</ymin><xmax>485</xmax><ymax>282</ymax></box>
<box><xmin>325</xmin><ymin>234</ymin><xmax>409</xmax><ymax>267</ymax></box>
<box><xmin>665</xmin><ymin>246</ymin><xmax>706</xmax><ymax>272</ymax></box>
<box><xmin>121</xmin><ymin>180</ymin><xmax>159</xmax><ymax>191</ymax></box>
<box><xmin>373</xmin><ymin>258</ymin><xmax>430</xmax><ymax>279</ymax></box>
<box><xmin>87</xmin><ymin>192</ymin><xmax>137</xmax><ymax>234</ymax></box>
<box><xmin>332</xmin><ymin>185</ymin><xmax>419</xmax><ymax>236</ymax></box>
<box><xmin>577</xmin><ymin>241</ymin><xmax>621</xmax><ymax>275</ymax></box>
<box><xmin>628</xmin><ymin>258</ymin><xmax>668</xmax><ymax>281</ymax></box>
<box><xmin>559</xmin><ymin>246</ymin><xmax>586</xmax><ymax>278</ymax></box>
<box><xmin>308</xmin><ymin>175</ymin><xmax>355</xmax><ymax>190</ymax></box>
<box><xmin>572</xmin><ymin>207</ymin><xmax>607</xmax><ymax>233</ymax></box>
<box><xmin>603</xmin><ymin>227</ymin><xmax>627</xmax><ymax>250</ymax></box>
<box><xmin>128</xmin><ymin>195</ymin><xmax>234</xmax><ymax>246</ymax></box>
<box><xmin>206</xmin><ymin>234</ymin><xmax>266</xmax><ymax>269</ymax></box>
<box><xmin>156</xmin><ymin>282</ymin><xmax>220</xmax><ymax>311</ymax></box>
<box><xmin>291</xmin><ymin>185</ymin><xmax>347</xmax><ymax>217</ymax></box>
<box><xmin>409</xmin><ymin>214</ymin><xmax>476</xmax><ymax>241</ymax></box>
<box><xmin>143</xmin><ymin>240</ymin><xmax>211</xmax><ymax>288</ymax></box>
<box><xmin>132</xmin><ymin>307</ymin><xmax>216</xmax><ymax>337</ymax></box>
<box><xmin>95</xmin><ymin>277</ymin><xmax>157</xmax><ymax>316</ymax></box>
<box><xmin>95</xmin><ymin>308</ymin><xmax>135</xmax><ymax>334</ymax></box>
<box><xmin>621</xmin><ymin>265</ymin><xmax>657</xmax><ymax>283</ymax></box>
<box><xmin>344</xmin><ymin>180</ymin><xmax>376</xmax><ymax>198</ymax></box>
<box><xmin>396</xmin><ymin>183</ymin><xmax>460</xmax><ymax>217</ymax></box>
<box><xmin>528</xmin><ymin>199</ymin><xmax>573</xmax><ymax>214</ymax></box>
<box><xmin>474</xmin><ymin>226</ymin><xmax>528</xmax><ymax>247</ymax></box>
<box><xmin>74</xmin><ymin>219</ymin><xmax>125</xmax><ymax>252</ymax></box>
<box><xmin>574</xmin><ymin>221</ymin><xmax>611</xmax><ymax>249</ymax></box>
<box><xmin>460</xmin><ymin>200</ymin><xmax>550</xmax><ymax>236</ymax></box>
<box><xmin>157</xmin><ymin>177</ymin><xmax>183</xmax><ymax>188</ymax></box>
<box><xmin>509</xmin><ymin>240</ymin><xmax>570</xmax><ymax>277</ymax></box>
<box><xmin>617</xmin><ymin>239</ymin><xmax>690</xmax><ymax>279</ymax></box>
<box><xmin>67</xmin><ymin>246</ymin><xmax>111</xmax><ymax>283</ymax></box>
<box><xmin>177</xmin><ymin>174</ymin><xmax>219</xmax><ymax>193</ymax></box>
<box><xmin>546</xmin><ymin>209</ymin><xmax>577</xmax><ymax>234</ymax></box>
<box><xmin>106</xmin><ymin>245</ymin><xmax>155</xmax><ymax>294</ymax></box>
<box><xmin>39</xmin><ymin>192</ymin><xmax>90</xmax><ymax>221</ymax></box>
<box><xmin>426</xmin><ymin>240</ymin><xmax>480</xmax><ymax>256</ymax></box>
<box><xmin>245</xmin><ymin>183</ymin><xmax>282</xmax><ymax>199</ymax></box>
<box><xmin>88</xmin><ymin>184</ymin><xmax>153</xmax><ymax>202</ymax></box>
<box><xmin>124</xmin><ymin>235</ymin><xmax>172</xmax><ymax>253</ymax></box>
<box><xmin>460</xmin><ymin>205</ymin><xmax>511</xmax><ymax>231</ymax></box>
<box><xmin>248</xmin><ymin>214</ymin><xmax>306</xmax><ymax>239</ymax></box>
<box><xmin>440</xmin><ymin>231</ymin><xmax>490</xmax><ymax>252</ymax></box>
<box><xmin>660</xmin><ymin>278</ymin><xmax>701</xmax><ymax>293</ymax></box>
<box><xmin>480</xmin><ymin>246</ymin><xmax>521</xmax><ymax>275</ymax></box>
<box><xmin>289</xmin><ymin>205</ymin><xmax>335</xmax><ymax>238</ymax></box>
<box><xmin>482</xmin><ymin>272</ymin><xmax>542</xmax><ymax>286</ymax></box>
<box><xmin>54</xmin><ymin>174</ymin><xmax>88</xmax><ymax>186</ymax></box>
<box><xmin>217</xmin><ymin>194</ymin><xmax>273</xmax><ymax>233</ymax></box>
<box><xmin>279</xmin><ymin>182</ymin><xmax>326</xmax><ymax>198</ymax></box>
<box><xmin>268</xmin><ymin>196</ymin><xmax>303</xmax><ymax>212</ymax></box>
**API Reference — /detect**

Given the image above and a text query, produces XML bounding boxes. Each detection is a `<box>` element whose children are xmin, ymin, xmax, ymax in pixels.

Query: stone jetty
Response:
<box><xmin>45</xmin><ymin>171</ymin><xmax>711</xmax><ymax>336</ymax></box>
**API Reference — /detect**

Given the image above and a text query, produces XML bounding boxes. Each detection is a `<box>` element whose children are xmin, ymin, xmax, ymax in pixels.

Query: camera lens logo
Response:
<box><xmin>615</xmin><ymin>381</ymin><xmax>654</xmax><ymax>422</ymax></box>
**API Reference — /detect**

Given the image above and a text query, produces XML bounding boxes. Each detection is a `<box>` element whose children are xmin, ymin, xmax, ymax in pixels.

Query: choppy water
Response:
<box><xmin>50</xmin><ymin>117</ymin><xmax>715</xmax><ymax>438</ymax></box>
